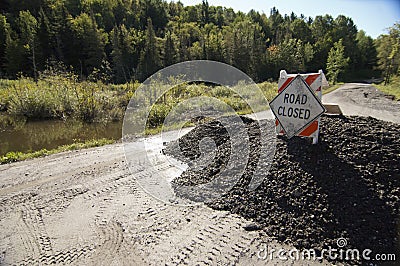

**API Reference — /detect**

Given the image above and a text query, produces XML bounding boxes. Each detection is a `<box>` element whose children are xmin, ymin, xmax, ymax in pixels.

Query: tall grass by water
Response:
<box><xmin>0</xmin><ymin>71</ymin><xmax>139</xmax><ymax>123</ymax></box>
<box><xmin>0</xmin><ymin>70</ymin><xmax>278</xmax><ymax>127</ymax></box>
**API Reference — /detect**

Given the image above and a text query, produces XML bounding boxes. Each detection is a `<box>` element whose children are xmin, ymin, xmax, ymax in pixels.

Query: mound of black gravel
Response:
<box><xmin>164</xmin><ymin>115</ymin><xmax>400</xmax><ymax>263</ymax></box>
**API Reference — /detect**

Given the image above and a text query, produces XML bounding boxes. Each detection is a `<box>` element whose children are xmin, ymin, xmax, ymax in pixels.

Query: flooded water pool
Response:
<box><xmin>0</xmin><ymin>117</ymin><xmax>122</xmax><ymax>156</ymax></box>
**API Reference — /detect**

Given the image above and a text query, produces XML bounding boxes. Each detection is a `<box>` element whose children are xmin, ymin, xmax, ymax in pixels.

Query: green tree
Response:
<box><xmin>80</xmin><ymin>0</ymin><xmax>116</xmax><ymax>32</ymax></box>
<box><xmin>290</xmin><ymin>18</ymin><xmax>312</xmax><ymax>43</ymax></box>
<box><xmin>111</xmin><ymin>25</ymin><xmax>144</xmax><ymax>83</ymax></box>
<box><xmin>201</xmin><ymin>0</ymin><xmax>210</xmax><ymax>26</ymax></box>
<box><xmin>171</xmin><ymin>21</ymin><xmax>201</xmax><ymax>61</ymax></box>
<box><xmin>137</xmin><ymin>18</ymin><xmax>162</xmax><ymax>81</ymax></box>
<box><xmin>223</xmin><ymin>17</ymin><xmax>265</xmax><ymax>78</ymax></box>
<box><xmin>268</xmin><ymin>39</ymin><xmax>313</xmax><ymax>77</ymax></box>
<box><xmin>70</xmin><ymin>13</ymin><xmax>107</xmax><ymax>76</ymax></box>
<box><xmin>5</xmin><ymin>10</ymin><xmax>38</xmax><ymax>78</ymax></box>
<box><xmin>309</xmin><ymin>15</ymin><xmax>334</xmax><ymax>71</ymax></box>
<box><xmin>269</xmin><ymin>7</ymin><xmax>284</xmax><ymax>44</ymax></box>
<box><xmin>376</xmin><ymin>23</ymin><xmax>400</xmax><ymax>84</ymax></box>
<box><xmin>326</xmin><ymin>39</ymin><xmax>350</xmax><ymax>84</ymax></box>
<box><xmin>0</xmin><ymin>15</ymin><xmax>10</xmax><ymax>75</ymax></box>
<box><xmin>0</xmin><ymin>0</ymin><xmax>383</xmax><ymax>83</ymax></box>
<box><xmin>355</xmin><ymin>30</ymin><xmax>377</xmax><ymax>76</ymax></box>
<box><xmin>163</xmin><ymin>31</ymin><xmax>178</xmax><ymax>66</ymax></box>
<box><xmin>141</xmin><ymin>0</ymin><xmax>169</xmax><ymax>32</ymax></box>
<box><xmin>36</xmin><ymin>7</ymin><xmax>54</xmax><ymax>70</ymax></box>
<box><xmin>332</xmin><ymin>15</ymin><xmax>358</xmax><ymax>73</ymax></box>
<box><xmin>203</xmin><ymin>24</ymin><xmax>224</xmax><ymax>62</ymax></box>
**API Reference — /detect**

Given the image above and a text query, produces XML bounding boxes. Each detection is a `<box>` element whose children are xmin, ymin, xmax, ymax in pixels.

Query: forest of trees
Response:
<box><xmin>0</xmin><ymin>0</ymin><xmax>399</xmax><ymax>84</ymax></box>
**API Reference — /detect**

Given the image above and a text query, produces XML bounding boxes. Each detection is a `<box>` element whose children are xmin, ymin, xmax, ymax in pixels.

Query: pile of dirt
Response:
<box><xmin>164</xmin><ymin>115</ymin><xmax>400</xmax><ymax>263</ymax></box>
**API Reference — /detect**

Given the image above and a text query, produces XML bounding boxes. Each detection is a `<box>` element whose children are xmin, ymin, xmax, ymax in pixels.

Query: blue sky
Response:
<box><xmin>174</xmin><ymin>0</ymin><xmax>400</xmax><ymax>38</ymax></box>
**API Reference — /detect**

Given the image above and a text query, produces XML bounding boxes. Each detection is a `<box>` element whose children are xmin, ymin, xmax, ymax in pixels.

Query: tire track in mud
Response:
<box><xmin>2</xmin><ymin>154</ymin><xmax>126</xmax><ymax>264</ymax></box>
<box><xmin>0</xmin><ymin>145</ymin><xmax>125</xmax><ymax>197</ymax></box>
<box><xmin>165</xmin><ymin>211</ymin><xmax>255</xmax><ymax>266</ymax></box>
<box><xmin>81</xmin><ymin>161</ymin><xmax>260</xmax><ymax>266</ymax></box>
<box><xmin>11</xmin><ymin>170</ymin><xmax>131</xmax><ymax>264</ymax></box>
<box><xmin>73</xmin><ymin>161</ymin><xmax>170</xmax><ymax>263</ymax></box>
<box><xmin>16</xmin><ymin>203</ymin><xmax>54</xmax><ymax>264</ymax></box>
<box><xmin>16</xmin><ymin>243</ymin><xmax>97</xmax><ymax>265</ymax></box>
<box><xmin>90</xmin><ymin>221</ymin><xmax>125</xmax><ymax>265</ymax></box>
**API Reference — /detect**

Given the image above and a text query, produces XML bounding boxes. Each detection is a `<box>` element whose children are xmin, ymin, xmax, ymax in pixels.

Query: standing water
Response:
<box><xmin>0</xmin><ymin>117</ymin><xmax>122</xmax><ymax>156</ymax></box>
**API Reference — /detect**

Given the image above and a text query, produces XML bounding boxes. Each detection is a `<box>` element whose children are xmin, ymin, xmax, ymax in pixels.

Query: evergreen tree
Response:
<box><xmin>163</xmin><ymin>31</ymin><xmax>177</xmax><ymax>67</ymax></box>
<box><xmin>70</xmin><ymin>13</ymin><xmax>107</xmax><ymax>76</ymax></box>
<box><xmin>36</xmin><ymin>7</ymin><xmax>54</xmax><ymax>70</ymax></box>
<box><xmin>355</xmin><ymin>30</ymin><xmax>377</xmax><ymax>75</ymax></box>
<box><xmin>5</xmin><ymin>10</ymin><xmax>38</xmax><ymax>78</ymax></box>
<box><xmin>376</xmin><ymin>23</ymin><xmax>400</xmax><ymax>84</ymax></box>
<box><xmin>111</xmin><ymin>25</ymin><xmax>144</xmax><ymax>83</ymax></box>
<box><xmin>201</xmin><ymin>0</ymin><xmax>210</xmax><ymax>26</ymax></box>
<box><xmin>0</xmin><ymin>1</ymin><xmax>393</xmax><ymax>83</ymax></box>
<box><xmin>0</xmin><ymin>15</ymin><xmax>10</xmax><ymax>75</ymax></box>
<box><xmin>137</xmin><ymin>18</ymin><xmax>161</xmax><ymax>81</ymax></box>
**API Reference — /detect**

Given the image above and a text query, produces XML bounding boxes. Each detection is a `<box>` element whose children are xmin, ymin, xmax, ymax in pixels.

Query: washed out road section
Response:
<box><xmin>0</xmin><ymin>133</ymin><xmax>326</xmax><ymax>265</ymax></box>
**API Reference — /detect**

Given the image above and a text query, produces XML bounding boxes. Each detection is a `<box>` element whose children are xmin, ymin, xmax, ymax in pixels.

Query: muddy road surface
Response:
<box><xmin>0</xmin><ymin>138</ymin><xmax>326</xmax><ymax>265</ymax></box>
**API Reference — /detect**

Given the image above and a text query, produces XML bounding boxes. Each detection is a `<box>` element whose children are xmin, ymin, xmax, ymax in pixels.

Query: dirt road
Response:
<box><xmin>0</xmin><ymin>83</ymin><xmax>398</xmax><ymax>265</ymax></box>
<box><xmin>0</xmin><ymin>137</ymin><xmax>326</xmax><ymax>265</ymax></box>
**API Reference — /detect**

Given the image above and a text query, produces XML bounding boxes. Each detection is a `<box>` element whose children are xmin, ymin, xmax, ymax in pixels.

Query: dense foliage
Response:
<box><xmin>1</xmin><ymin>0</ymin><xmax>396</xmax><ymax>83</ymax></box>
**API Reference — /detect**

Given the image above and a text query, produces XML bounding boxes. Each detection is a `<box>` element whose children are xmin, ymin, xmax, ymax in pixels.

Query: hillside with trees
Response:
<box><xmin>1</xmin><ymin>0</ymin><xmax>398</xmax><ymax>84</ymax></box>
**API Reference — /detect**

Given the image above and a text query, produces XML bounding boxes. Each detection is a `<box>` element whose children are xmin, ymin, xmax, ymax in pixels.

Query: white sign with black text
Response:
<box><xmin>269</xmin><ymin>75</ymin><xmax>326</xmax><ymax>138</ymax></box>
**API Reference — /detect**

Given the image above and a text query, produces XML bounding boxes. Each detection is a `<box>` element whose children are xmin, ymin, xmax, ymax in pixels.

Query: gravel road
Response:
<box><xmin>0</xmin><ymin>83</ymin><xmax>398</xmax><ymax>265</ymax></box>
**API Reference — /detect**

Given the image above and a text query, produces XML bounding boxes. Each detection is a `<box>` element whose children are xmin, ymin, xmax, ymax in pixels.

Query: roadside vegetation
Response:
<box><xmin>373</xmin><ymin>22</ymin><xmax>400</xmax><ymax>101</ymax></box>
<box><xmin>0</xmin><ymin>70</ymin><xmax>277</xmax><ymax>126</ymax></box>
<box><xmin>0</xmin><ymin>138</ymin><xmax>115</xmax><ymax>164</ymax></box>
<box><xmin>0</xmin><ymin>77</ymin><xmax>278</xmax><ymax>162</ymax></box>
<box><xmin>322</xmin><ymin>83</ymin><xmax>344</xmax><ymax>95</ymax></box>
<box><xmin>375</xmin><ymin>76</ymin><xmax>400</xmax><ymax>100</ymax></box>
<box><xmin>0</xmin><ymin>68</ymin><xmax>138</xmax><ymax>123</ymax></box>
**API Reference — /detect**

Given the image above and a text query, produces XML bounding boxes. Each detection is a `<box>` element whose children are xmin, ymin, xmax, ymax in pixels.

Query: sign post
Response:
<box><xmin>270</xmin><ymin>70</ymin><xmax>326</xmax><ymax>144</ymax></box>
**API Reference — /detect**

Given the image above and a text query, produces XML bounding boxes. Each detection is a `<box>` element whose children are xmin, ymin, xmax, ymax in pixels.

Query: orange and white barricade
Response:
<box><xmin>275</xmin><ymin>70</ymin><xmax>325</xmax><ymax>144</ymax></box>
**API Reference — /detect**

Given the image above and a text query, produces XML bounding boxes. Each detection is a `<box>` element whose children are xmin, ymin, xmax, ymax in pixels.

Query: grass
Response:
<box><xmin>322</xmin><ymin>83</ymin><xmax>344</xmax><ymax>95</ymax></box>
<box><xmin>0</xmin><ymin>138</ymin><xmax>115</xmax><ymax>164</ymax></box>
<box><xmin>0</xmin><ymin>74</ymin><xmax>138</xmax><ymax>122</ymax></box>
<box><xmin>374</xmin><ymin>76</ymin><xmax>400</xmax><ymax>100</ymax></box>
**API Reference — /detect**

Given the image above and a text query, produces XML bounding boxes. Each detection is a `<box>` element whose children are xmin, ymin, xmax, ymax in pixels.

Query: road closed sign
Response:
<box><xmin>269</xmin><ymin>75</ymin><xmax>326</xmax><ymax>138</ymax></box>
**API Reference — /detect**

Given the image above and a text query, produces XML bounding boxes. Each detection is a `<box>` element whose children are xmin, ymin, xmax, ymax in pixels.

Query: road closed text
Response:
<box><xmin>277</xmin><ymin>93</ymin><xmax>311</xmax><ymax>119</ymax></box>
